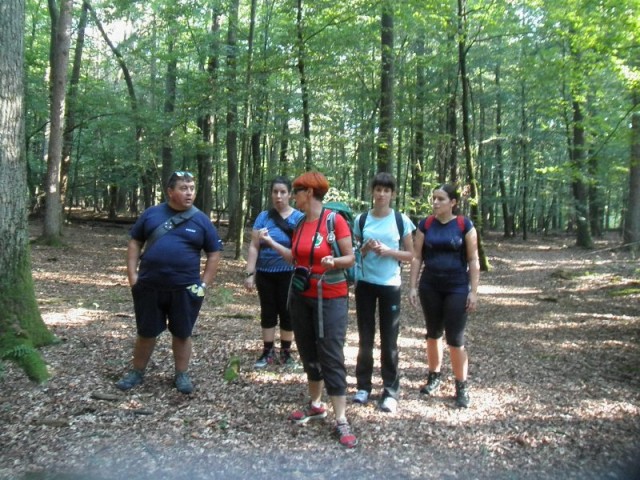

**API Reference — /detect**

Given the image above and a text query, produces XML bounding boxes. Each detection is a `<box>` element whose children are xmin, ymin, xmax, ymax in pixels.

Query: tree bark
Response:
<box><xmin>296</xmin><ymin>0</ymin><xmax>312</xmax><ymax>169</ymax></box>
<box><xmin>458</xmin><ymin>0</ymin><xmax>489</xmax><ymax>271</ymax></box>
<box><xmin>0</xmin><ymin>0</ymin><xmax>55</xmax><ymax>382</ymax></box>
<box><xmin>161</xmin><ymin>36</ymin><xmax>177</xmax><ymax>190</ymax></box>
<box><xmin>226</xmin><ymin>0</ymin><xmax>240</xmax><ymax>246</ymax></box>
<box><xmin>624</xmin><ymin>90</ymin><xmax>640</xmax><ymax>250</ymax></box>
<box><xmin>86</xmin><ymin>1</ymin><xmax>145</xmax><ymax>208</ymax></box>
<box><xmin>42</xmin><ymin>0</ymin><xmax>72</xmax><ymax>243</ymax></box>
<box><xmin>195</xmin><ymin>4</ymin><xmax>221</xmax><ymax>217</ymax></box>
<box><xmin>494</xmin><ymin>64</ymin><xmax>514</xmax><ymax>237</ymax></box>
<box><xmin>377</xmin><ymin>0</ymin><xmax>394</xmax><ymax>173</ymax></box>
<box><xmin>411</xmin><ymin>33</ymin><xmax>426</xmax><ymax>200</ymax></box>
<box><xmin>570</xmin><ymin>98</ymin><xmax>593</xmax><ymax>248</ymax></box>
<box><xmin>60</xmin><ymin>0</ymin><xmax>88</xmax><ymax>212</ymax></box>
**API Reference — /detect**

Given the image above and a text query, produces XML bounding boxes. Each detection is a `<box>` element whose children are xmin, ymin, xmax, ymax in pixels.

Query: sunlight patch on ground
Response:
<box><xmin>33</xmin><ymin>270</ymin><xmax>126</xmax><ymax>287</ymax></box>
<box><xmin>575</xmin><ymin>399</ymin><xmax>640</xmax><ymax>419</ymax></box>
<box><xmin>481</xmin><ymin>285</ymin><xmax>542</xmax><ymax>295</ymax></box>
<box><xmin>42</xmin><ymin>308</ymin><xmax>106</xmax><ymax>325</ymax></box>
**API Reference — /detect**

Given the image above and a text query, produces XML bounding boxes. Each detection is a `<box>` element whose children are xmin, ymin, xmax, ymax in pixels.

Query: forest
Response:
<box><xmin>1</xmin><ymin>1</ymin><xmax>639</xmax><ymax>477</ymax></box>
<box><xmin>15</xmin><ymin>0</ymin><xmax>640</xmax><ymax>252</ymax></box>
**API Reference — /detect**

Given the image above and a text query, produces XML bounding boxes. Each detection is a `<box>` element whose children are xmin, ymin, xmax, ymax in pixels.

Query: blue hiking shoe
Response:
<box><xmin>175</xmin><ymin>371</ymin><xmax>194</xmax><ymax>394</ymax></box>
<box><xmin>115</xmin><ymin>369</ymin><xmax>144</xmax><ymax>391</ymax></box>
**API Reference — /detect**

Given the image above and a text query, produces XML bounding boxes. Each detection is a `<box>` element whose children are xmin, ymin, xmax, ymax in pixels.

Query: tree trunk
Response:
<box><xmin>520</xmin><ymin>81</ymin><xmax>529</xmax><ymax>241</ymax></box>
<box><xmin>411</xmin><ymin>33</ymin><xmax>426</xmax><ymax>200</ymax></box>
<box><xmin>43</xmin><ymin>0</ymin><xmax>72</xmax><ymax>243</ymax></box>
<box><xmin>624</xmin><ymin>90</ymin><xmax>640</xmax><ymax>250</ymax></box>
<box><xmin>495</xmin><ymin>64</ymin><xmax>514</xmax><ymax>237</ymax></box>
<box><xmin>60</xmin><ymin>0</ymin><xmax>87</xmax><ymax>213</ymax></box>
<box><xmin>377</xmin><ymin>0</ymin><xmax>394</xmax><ymax>173</ymax></box>
<box><xmin>0</xmin><ymin>0</ymin><xmax>55</xmax><ymax>382</ymax></box>
<box><xmin>195</xmin><ymin>4</ymin><xmax>221</xmax><ymax>217</ymax></box>
<box><xmin>226</xmin><ymin>0</ymin><xmax>240</xmax><ymax>245</ymax></box>
<box><xmin>160</xmin><ymin>36</ymin><xmax>177</xmax><ymax>190</ymax></box>
<box><xmin>570</xmin><ymin>99</ymin><xmax>593</xmax><ymax>248</ymax></box>
<box><xmin>296</xmin><ymin>0</ymin><xmax>312</xmax><ymax>169</ymax></box>
<box><xmin>458</xmin><ymin>0</ymin><xmax>489</xmax><ymax>271</ymax></box>
<box><xmin>87</xmin><ymin>1</ymin><xmax>145</xmax><ymax>208</ymax></box>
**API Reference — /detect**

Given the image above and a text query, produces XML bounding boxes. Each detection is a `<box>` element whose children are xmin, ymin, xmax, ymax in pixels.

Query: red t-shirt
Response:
<box><xmin>292</xmin><ymin>209</ymin><xmax>350</xmax><ymax>298</ymax></box>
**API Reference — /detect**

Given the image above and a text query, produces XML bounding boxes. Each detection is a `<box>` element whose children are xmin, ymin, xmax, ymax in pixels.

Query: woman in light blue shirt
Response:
<box><xmin>352</xmin><ymin>172</ymin><xmax>415</xmax><ymax>413</ymax></box>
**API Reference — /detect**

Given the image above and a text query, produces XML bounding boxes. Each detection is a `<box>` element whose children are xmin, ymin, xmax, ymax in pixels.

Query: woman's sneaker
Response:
<box><xmin>352</xmin><ymin>390</ymin><xmax>369</xmax><ymax>404</ymax></box>
<box><xmin>280</xmin><ymin>350</ymin><xmax>296</xmax><ymax>367</ymax></box>
<box><xmin>289</xmin><ymin>402</ymin><xmax>327</xmax><ymax>424</ymax></box>
<box><xmin>420</xmin><ymin>371</ymin><xmax>442</xmax><ymax>395</ymax></box>
<box><xmin>333</xmin><ymin>421</ymin><xmax>358</xmax><ymax>448</ymax></box>
<box><xmin>455</xmin><ymin>380</ymin><xmax>470</xmax><ymax>408</ymax></box>
<box><xmin>254</xmin><ymin>348</ymin><xmax>277</xmax><ymax>369</ymax></box>
<box><xmin>379</xmin><ymin>396</ymin><xmax>398</xmax><ymax>413</ymax></box>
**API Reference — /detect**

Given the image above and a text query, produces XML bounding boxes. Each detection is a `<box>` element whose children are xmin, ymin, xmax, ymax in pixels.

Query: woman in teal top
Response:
<box><xmin>352</xmin><ymin>172</ymin><xmax>415</xmax><ymax>413</ymax></box>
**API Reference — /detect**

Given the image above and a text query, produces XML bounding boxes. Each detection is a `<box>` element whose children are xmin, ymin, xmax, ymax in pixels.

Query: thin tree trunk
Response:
<box><xmin>61</xmin><ymin>0</ymin><xmax>88</xmax><ymax>213</ymax></box>
<box><xmin>411</xmin><ymin>33</ymin><xmax>425</xmax><ymax>200</ymax></box>
<box><xmin>42</xmin><ymin>0</ymin><xmax>72</xmax><ymax>243</ymax></box>
<box><xmin>226</xmin><ymin>0</ymin><xmax>240</xmax><ymax>246</ymax></box>
<box><xmin>377</xmin><ymin>0</ymin><xmax>394</xmax><ymax>173</ymax></box>
<box><xmin>296</xmin><ymin>0</ymin><xmax>312</xmax><ymax>169</ymax></box>
<box><xmin>624</xmin><ymin>90</ymin><xmax>640</xmax><ymax>250</ymax></box>
<box><xmin>458</xmin><ymin>0</ymin><xmax>489</xmax><ymax>271</ymax></box>
<box><xmin>195</xmin><ymin>4</ymin><xmax>221</xmax><ymax>217</ymax></box>
<box><xmin>494</xmin><ymin>64</ymin><xmax>513</xmax><ymax>237</ymax></box>
<box><xmin>520</xmin><ymin>80</ymin><xmax>529</xmax><ymax>241</ymax></box>
<box><xmin>160</xmin><ymin>36</ymin><xmax>177</xmax><ymax>190</ymax></box>
<box><xmin>0</xmin><ymin>0</ymin><xmax>55</xmax><ymax>382</ymax></box>
<box><xmin>570</xmin><ymin>98</ymin><xmax>593</xmax><ymax>248</ymax></box>
<box><xmin>86</xmin><ymin>1</ymin><xmax>145</xmax><ymax>208</ymax></box>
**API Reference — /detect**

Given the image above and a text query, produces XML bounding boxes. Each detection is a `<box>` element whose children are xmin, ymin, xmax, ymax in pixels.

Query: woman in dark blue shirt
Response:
<box><xmin>244</xmin><ymin>176</ymin><xmax>303</xmax><ymax>368</ymax></box>
<box><xmin>408</xmin><ymin>184</ymin><xmax>479</xmax><ymax>408</ymax></box>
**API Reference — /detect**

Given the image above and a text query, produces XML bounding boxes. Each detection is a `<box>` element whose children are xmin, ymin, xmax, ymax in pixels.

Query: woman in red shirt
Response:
<box><xmin>259</xmin><ymin>171</ymin><xmax>357</xmax><ymax>448</ymax></box>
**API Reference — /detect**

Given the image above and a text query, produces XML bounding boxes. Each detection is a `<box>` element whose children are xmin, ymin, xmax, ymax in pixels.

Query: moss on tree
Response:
<box><xmin>0</xmin><ymin>249</ymin><xmax>56</xmax><ymax>382</ymax></box>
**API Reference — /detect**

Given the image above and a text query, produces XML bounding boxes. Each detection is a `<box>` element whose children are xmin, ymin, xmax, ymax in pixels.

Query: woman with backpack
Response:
<box><xmin>352</xmin><ymin>172</ymin><xmax>415</xmax><ymax>414</ymax></box>
<box><xmin>408</xmin><ymin>184</ymin><xmax>479</xmax><ymax>408</ymax></box>
<box><xmin>244</xmin><ymin>176</ymin><xmax>304</xmax><ymax>368</ymax></box>
<box><xmin>258</xmin><ymin>171</ymin><xmax>358</xmax><ymax>448</ymax></box>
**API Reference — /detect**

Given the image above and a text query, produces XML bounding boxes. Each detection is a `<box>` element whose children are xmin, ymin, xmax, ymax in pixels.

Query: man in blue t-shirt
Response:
<box><xmin>116</xmin><ymin>171</ymin><xmax>223</xmax><ymax>394</ymax></box>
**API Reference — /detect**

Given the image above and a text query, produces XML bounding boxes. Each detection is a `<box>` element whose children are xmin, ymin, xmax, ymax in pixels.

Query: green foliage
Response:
<box><xmin>20</xmin><ymin>0</ymin><xmax>639</xmax><ymax>237</ymax></box>
<box><xmin>207</xmin><ymin>287</ymin><xmax>234</xmax><ymax>308</ymax></box>
<box><xmin>223</xmin><ymin>356</ymin><xmax>241</xmax><ymax>382</ymax></box>
<box><xmin>608</xmin><ymin>288</ymin><xmax>640</xmax><ymax>297</ymax></box>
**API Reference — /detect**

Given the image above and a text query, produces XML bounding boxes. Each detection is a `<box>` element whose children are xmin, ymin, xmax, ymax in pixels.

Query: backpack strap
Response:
<box><xmin>456</xmin><ymin>215</ymin><xmax>465</xmax><ymax>232</ymax></box>
<box><xmin>267</xmin><ymin>208</ymin><xmax>294</xmax><ymax>239</ymax></box>
<box><xmin>357</xmin><ymin>211</ymin><xmax>368</xmax><ymax>239</ymax></box>
<box><xmin>143</xmin><ymin>206</ymin><xmax>199</xmax><ymax>255</ymax></box>
<box><xmin>358</xmin><ymin>210</ymin><xmax>404</xmax><ymax>248</ymax></box>
<box><xmin>326</xmin><ymin>211</ymin><xmax>340</xmax><ymax>256</ymax></box>
<box><xmin>394</xmin><ymin>210</ymin><xmax>405</xmax><ymax>247</ymax></box>
<box><xmin>424</xmin><ymin>214</ymin><xmax>435</xmax><ymax>231</ymax></box>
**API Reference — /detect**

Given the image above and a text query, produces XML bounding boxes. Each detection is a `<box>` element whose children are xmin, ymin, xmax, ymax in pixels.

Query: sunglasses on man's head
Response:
<box><xmin>292</xmin><ymin>186</ymin><xmax>307</xmax><ymax>194</ymax></box>
<box><xmin>172</xmin><ymin>171</ymin><xmax>194</xmax><ymax>179</ymax></box>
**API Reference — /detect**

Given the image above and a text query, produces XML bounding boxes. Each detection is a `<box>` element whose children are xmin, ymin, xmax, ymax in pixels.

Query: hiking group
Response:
<box><xmin>116</xmin><ymin>170</ymin><xmax>480</xmax><ymax>450</ymax></box>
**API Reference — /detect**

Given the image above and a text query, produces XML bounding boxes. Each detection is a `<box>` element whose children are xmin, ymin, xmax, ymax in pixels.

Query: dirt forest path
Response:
<box><xmin>0</xmin><ymin>220</ymin><xmax>639</xmax><ymax>480</ymax></box>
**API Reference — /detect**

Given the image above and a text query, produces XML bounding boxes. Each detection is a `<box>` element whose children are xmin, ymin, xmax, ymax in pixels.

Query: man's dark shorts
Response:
<box><xmin>131</xmin><ymin>282</ymin><xmax>204</xmax><ymax>339</ymax></box>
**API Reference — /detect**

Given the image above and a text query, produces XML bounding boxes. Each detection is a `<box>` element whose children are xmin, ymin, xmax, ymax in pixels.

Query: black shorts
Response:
<box><xmin>131</xmin><ymin>282</ymin><xmax>204</xmax><ymax>339</ymax></box>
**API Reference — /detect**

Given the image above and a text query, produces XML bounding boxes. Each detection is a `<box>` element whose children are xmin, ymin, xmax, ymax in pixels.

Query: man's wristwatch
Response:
<box><xmin>245</xmin><ymin>271</ymin><xmax>254</xmax><ymax>277</ymax></box>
